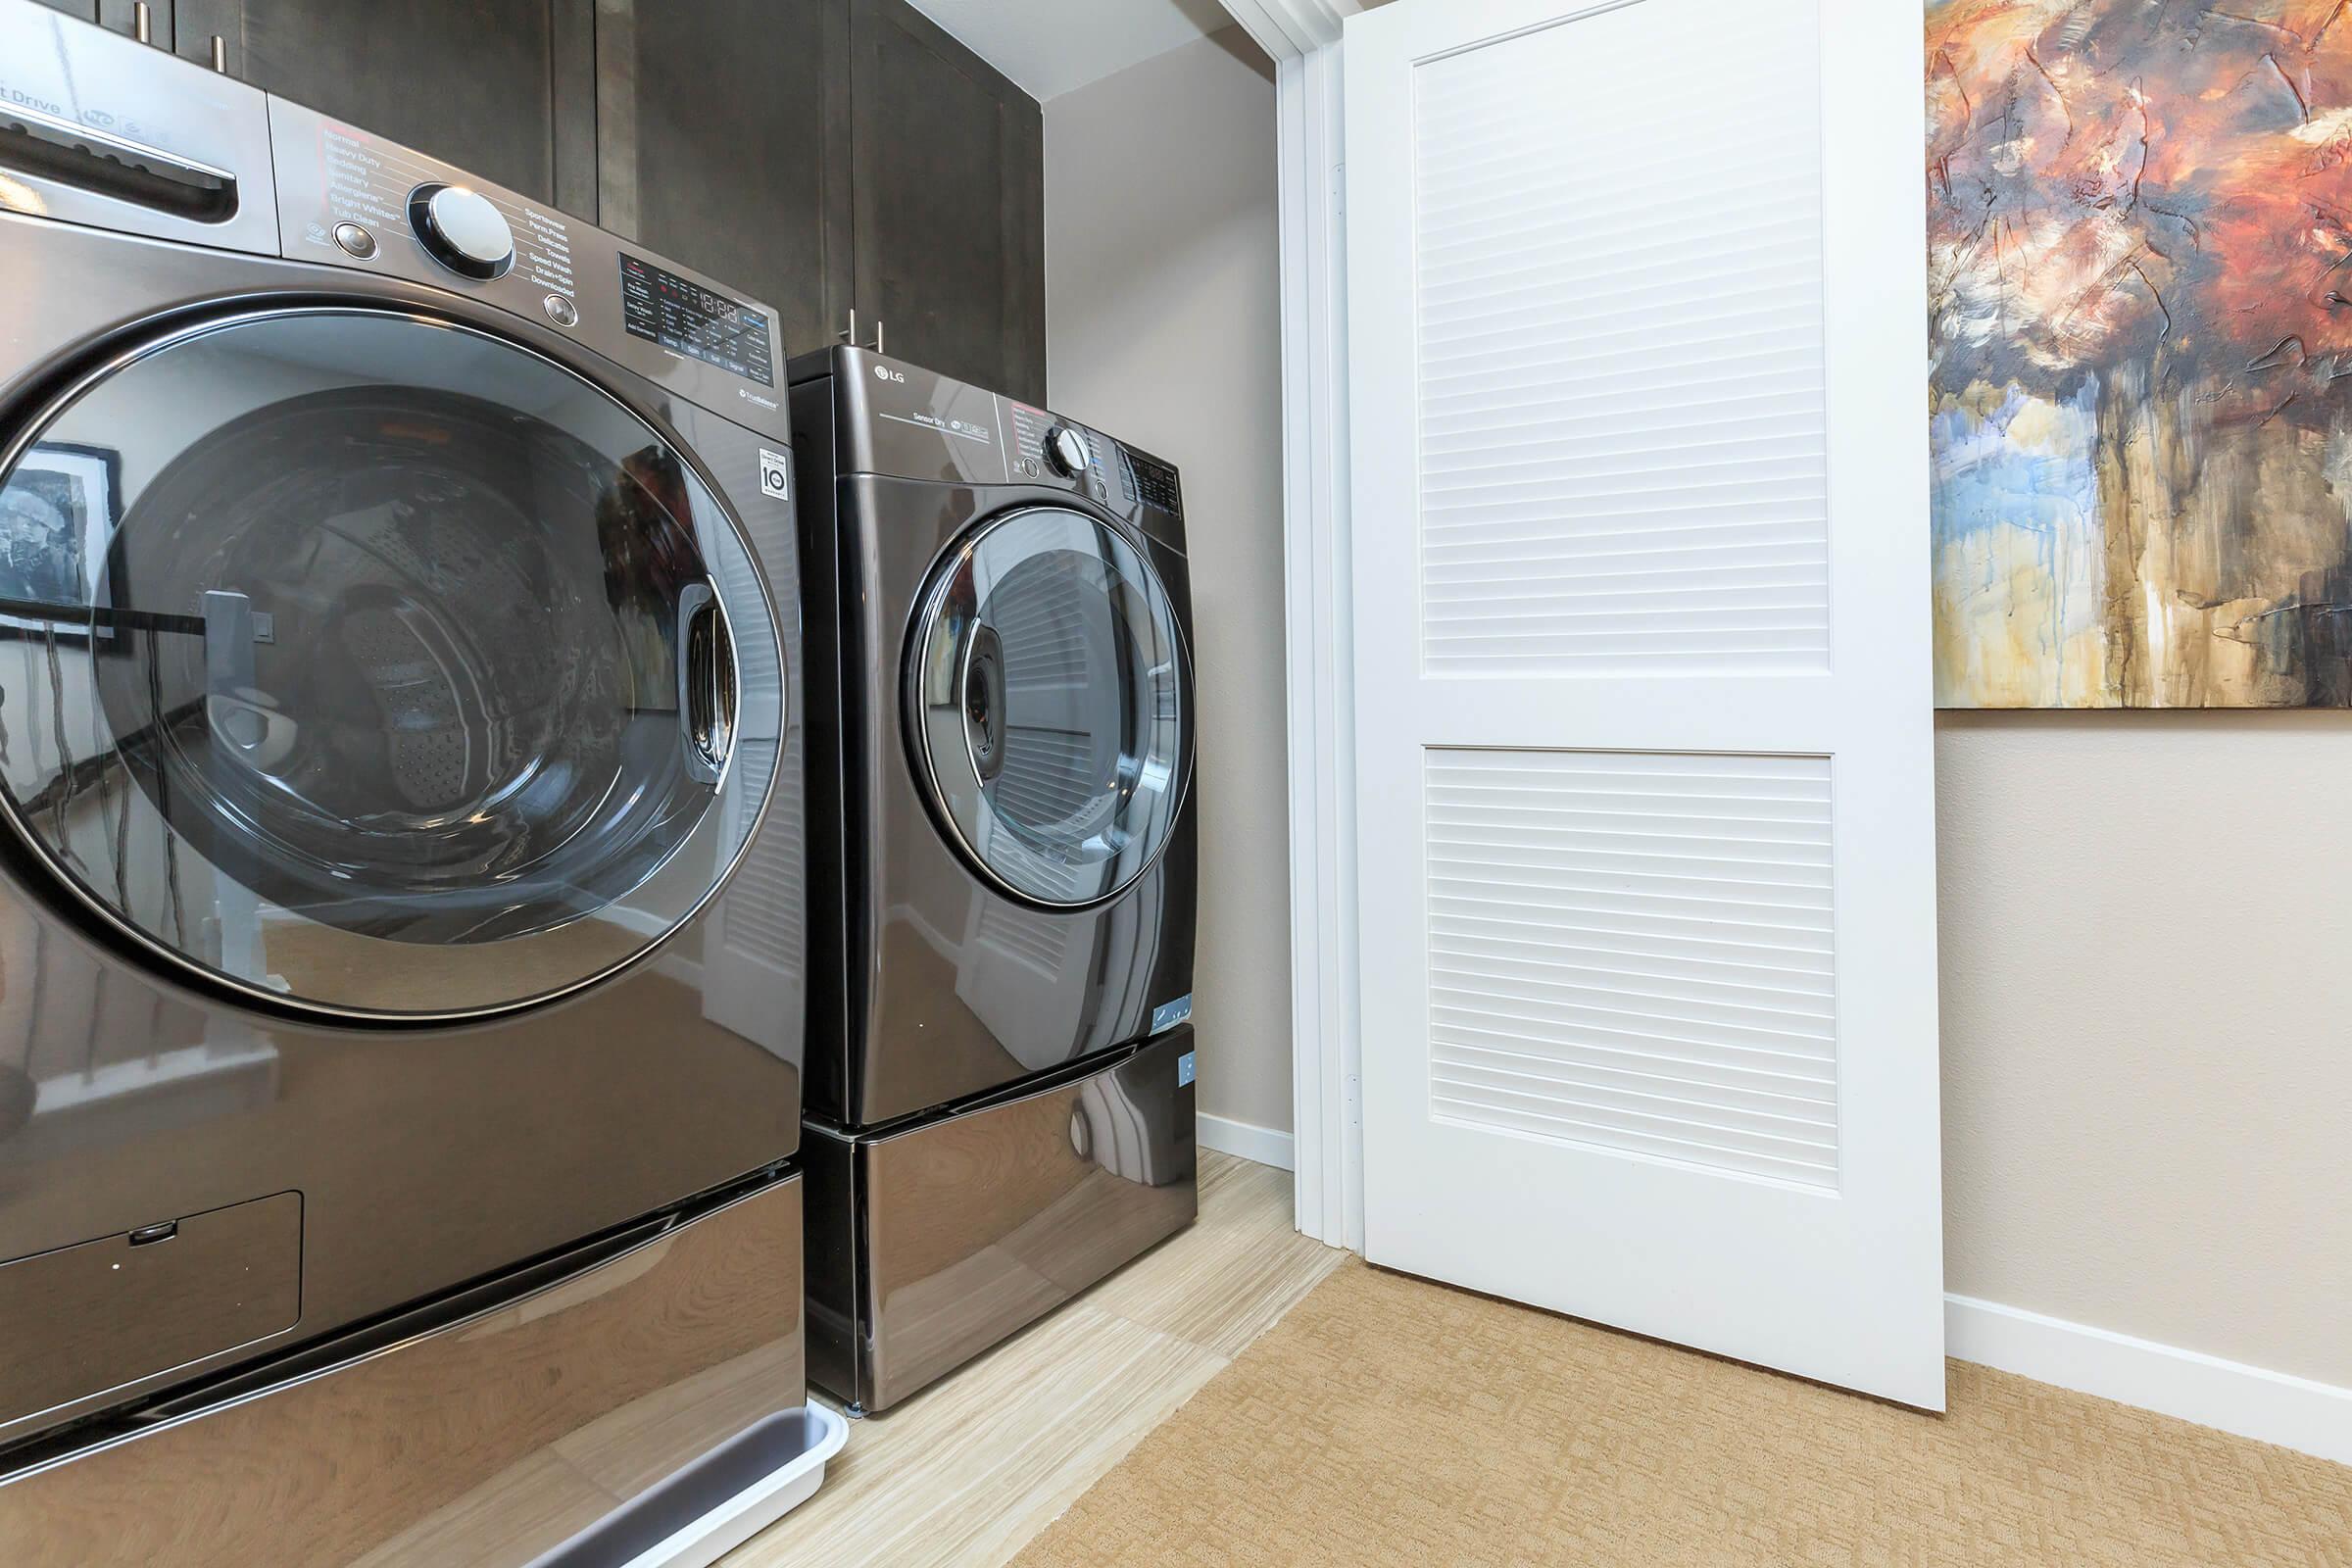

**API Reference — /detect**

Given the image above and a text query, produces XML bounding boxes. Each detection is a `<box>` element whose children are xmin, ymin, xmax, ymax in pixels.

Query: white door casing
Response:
<box><xmin>1346</xmin><ymin>0</ymin><xmax>1944</xmax><ymax>1406</ymax></box>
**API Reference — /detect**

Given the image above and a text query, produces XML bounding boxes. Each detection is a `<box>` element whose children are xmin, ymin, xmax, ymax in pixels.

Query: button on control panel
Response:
<box><xmin>1044</xmin><ymin>424</ymin><xmax>1091</xmax><ymax>477</ymax></box>
<box><xmin>331</xmin><ymin>221</ymin><xmax>375</xmax><ymax>259</ymax></box>
<box><xmin>409</xmin><ymin>182</ymin><xmax>514</xmax><ymax>279</ymax></box>
<box><xmin>1010</xmin><ymin>405</ymin><xmax>1102</xmax><ymax>494</ymax></box>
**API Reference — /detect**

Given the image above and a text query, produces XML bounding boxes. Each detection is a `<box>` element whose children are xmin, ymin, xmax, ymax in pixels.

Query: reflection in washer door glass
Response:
<box><xmin>0</xmin><ymin>311</ymin><xmax>767</xmax><ymax>1017</ymax></box>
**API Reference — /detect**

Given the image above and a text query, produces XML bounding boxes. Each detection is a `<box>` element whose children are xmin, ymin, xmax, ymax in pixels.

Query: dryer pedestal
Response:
<box><xmin>804</xmin><ymin>1027</ymin><xmax>1198</xmax><ymax>1415</ymax></box>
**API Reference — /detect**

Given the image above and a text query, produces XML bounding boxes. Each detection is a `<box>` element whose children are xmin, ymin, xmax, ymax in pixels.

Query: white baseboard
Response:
<box><xmin>1945</xmin><ymin>1294</ymin><xmax>2352</xmax><ymax>1467</ymax></box>
<box><xmin>1197</xmin><ymin>1113</ymin><xmax>1296</xmax><ymax>1172</ymax></box>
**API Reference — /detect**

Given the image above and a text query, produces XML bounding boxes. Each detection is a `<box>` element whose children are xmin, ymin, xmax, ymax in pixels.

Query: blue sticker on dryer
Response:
<box><xmin>1151</xmin><ymin>993</ymin><xmax>1193</xmax><ymax>1034</ymax></box>
<box><xmin>1176</xmin><ymin>1051</ymin><xmax>1196</xmax><ymax>1088</ymax></box>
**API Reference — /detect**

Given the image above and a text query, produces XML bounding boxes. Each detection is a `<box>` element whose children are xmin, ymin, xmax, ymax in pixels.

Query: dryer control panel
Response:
<box><xmin>805</xmin><ymin>348</ymin><xmax>1187</xmax><ymax>553</ymax></box>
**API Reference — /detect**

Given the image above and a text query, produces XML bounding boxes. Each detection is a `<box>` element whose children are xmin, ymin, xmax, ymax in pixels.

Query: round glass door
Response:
<box><xmin>0</xmin><ymin>308</ymin><xmax>782</xmax><ymax>1019</ymax></box>
<box><xmin>906</xmin><ymin>507</ymin><xmax>1191</xmax><ymax>908</ymax></box>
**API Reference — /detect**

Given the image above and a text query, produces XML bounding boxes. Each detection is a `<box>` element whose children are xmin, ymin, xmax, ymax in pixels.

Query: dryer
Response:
<box><xmin>791</xmin><ymin>347</ymin><xmax>1197</xmax><ymax>1414</ymax></box>
<box><xmin>0</xmin><ymin>5</ymin><xmax>810</xmax><ymax>1541</ymax></box>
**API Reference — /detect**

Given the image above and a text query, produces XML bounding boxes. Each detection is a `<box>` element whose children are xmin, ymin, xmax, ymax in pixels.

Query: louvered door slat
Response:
<box><xmin>1410</xmin><ymin>0</ymin><xmax>1829</xmax><ymax>676</ymax></box>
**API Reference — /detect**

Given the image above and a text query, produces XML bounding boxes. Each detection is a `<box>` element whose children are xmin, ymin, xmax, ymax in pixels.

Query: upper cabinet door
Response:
<box><xmin>593</xmin><ymin>0</ymin><xmax>853</xmax><ymax>357</ymax></box>
<box><xmin>172</xmin><ymin>0</ymin><xmax>598</xmax><ymax>215</ymax></box>
<box><xmin>849</xmin><ymin>0</ymin><xmax>1045</xmax><ymax>405</ymax></box>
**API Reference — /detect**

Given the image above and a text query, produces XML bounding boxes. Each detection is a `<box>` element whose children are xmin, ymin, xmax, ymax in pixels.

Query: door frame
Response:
<box><xmin>1217</xmin><ymin>0</ymin><xmax>1363</xmax><ymax>1250</ymax></box>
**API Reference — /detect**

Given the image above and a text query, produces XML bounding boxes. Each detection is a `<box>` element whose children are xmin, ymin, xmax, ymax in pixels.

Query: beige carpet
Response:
<box><xmin>1011</xmin><ymin>1259</ymin><xmax>2352</xmax><ymax>1567</ymax></box>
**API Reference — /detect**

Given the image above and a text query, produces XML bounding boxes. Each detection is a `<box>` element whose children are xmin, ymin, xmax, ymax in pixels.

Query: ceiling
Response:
<box><xmin>906</xmin><ymin>0</ymin><xmax>1238</xmax><ymax>102</ymax></box>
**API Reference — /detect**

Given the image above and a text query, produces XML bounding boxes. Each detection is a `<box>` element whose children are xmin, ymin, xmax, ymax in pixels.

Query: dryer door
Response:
<box><xmin>906</xmin><ymin>506</ymin><xmax>1192</xmax><ymax>909</ymax></box>
<box><xmin>0</xmin><ymin>307</ymin><xmax>783</xmax><ymax>1019</ymax></box>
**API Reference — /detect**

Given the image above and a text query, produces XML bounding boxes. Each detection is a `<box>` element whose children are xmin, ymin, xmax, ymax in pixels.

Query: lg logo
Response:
<box><xmin>873</xmin><ymin>364</ymin><xmax>905</xmax><ymax>384</ymax></box>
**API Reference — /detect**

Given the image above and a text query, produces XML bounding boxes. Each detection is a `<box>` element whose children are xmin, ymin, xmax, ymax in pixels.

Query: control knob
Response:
<box><xmin>408</xmin><ymin>182</ymin><xmax>514</xmax><ymax>280</ymax></box>
<box><xmin>1043</xmin><ymin>424</ymin><xmax>1090</xmax><ymax>478</ymax></box>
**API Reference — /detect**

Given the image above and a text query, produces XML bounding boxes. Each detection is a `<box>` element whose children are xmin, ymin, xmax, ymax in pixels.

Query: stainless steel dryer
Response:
<box><xmin>0</xmin><ymin>6</ymin><xmax>811</xmax><ymax>1546</ymax></box>
<box><xmin>791</xmin><ymin>347</ymin><xmax>1197</xmax><ymax>1414</ymax></box>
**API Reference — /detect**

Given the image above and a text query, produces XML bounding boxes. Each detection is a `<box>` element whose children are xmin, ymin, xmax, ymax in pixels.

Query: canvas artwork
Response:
<box><xmin>1929</xmin><ymin>0</ymin><xmax>2352</xmax><ymax>707</ymax></box>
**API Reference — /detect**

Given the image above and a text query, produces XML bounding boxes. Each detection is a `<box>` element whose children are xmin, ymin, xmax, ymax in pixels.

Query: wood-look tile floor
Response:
<box><xmin>724</xmin><ymin>1151</ymin><xmax>1343</xmax><ymax>1568</ymax></box>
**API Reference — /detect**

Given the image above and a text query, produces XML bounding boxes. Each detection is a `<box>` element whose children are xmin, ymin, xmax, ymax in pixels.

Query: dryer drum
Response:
<box><xmin>907</xmin><ymin>506</ymin><xmax>1192</xmax><ymax>910</ymax></box>
<box><xmin>961</xmin><ymin>621</ymin><xmax>1007</xmax><ymax>783</ymax></box>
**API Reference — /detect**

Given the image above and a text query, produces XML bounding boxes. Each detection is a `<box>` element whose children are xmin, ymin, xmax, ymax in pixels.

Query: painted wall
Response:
<box><xmin>1043</xmin><ymin>28</ymin><xmax>1293</xmax><ymax>1142</ymax></box>
<box><xmin>1937</xmin><ymin>711</ymin><xmax>2352</xmax><ymax>1388</ymax></box>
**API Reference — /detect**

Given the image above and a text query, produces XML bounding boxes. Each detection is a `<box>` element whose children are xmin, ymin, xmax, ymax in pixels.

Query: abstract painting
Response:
<box><xmin>1929</xmin><ymin>0</ymin><xmax>2352</xmax><ymax>707</ymax></box>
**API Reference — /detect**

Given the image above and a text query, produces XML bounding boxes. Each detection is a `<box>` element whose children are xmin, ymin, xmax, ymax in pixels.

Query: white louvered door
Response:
<box><xmin>1345</xmin><ymin>0</ymin><xmax>1945</xmax><ymax>1406</ymax></box>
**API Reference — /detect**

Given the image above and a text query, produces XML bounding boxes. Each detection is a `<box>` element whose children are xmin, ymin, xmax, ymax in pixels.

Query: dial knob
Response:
<box><xmin>408</xmin><ymin>182</ymin><xmax>513</xmax><ymax>279</ymax></box>
<box><xmin>1043</xmin><ymin>424</ymin><xmax>1090</xmax><ymax>477</ymax></box>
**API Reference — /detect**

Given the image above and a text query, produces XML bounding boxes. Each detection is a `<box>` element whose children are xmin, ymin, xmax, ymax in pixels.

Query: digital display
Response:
<box><xmin>618</xmin><ymin>253</ymin><xmax>774</xmax><ymax>386</ymax></box>
<box><xmin>1129</xmin><ymin>451</ymin><xmax>1182</xmax><ymax>515</ymax></box>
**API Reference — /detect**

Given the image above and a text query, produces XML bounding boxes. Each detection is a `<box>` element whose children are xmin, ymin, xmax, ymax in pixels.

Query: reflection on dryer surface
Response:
<box><xmin>809</xmin><ymin>1028</ymin><xmax>1198</xmax><ymax>1413</ymax></box>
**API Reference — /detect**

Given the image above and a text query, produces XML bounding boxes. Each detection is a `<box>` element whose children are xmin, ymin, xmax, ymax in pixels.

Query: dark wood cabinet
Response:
<box><xmin>848</xmin><ymin>0</ymin><xmax>1046</xmax><ymax>405</ymax></box>
<box><xmin>86</xmin><ymin>0</ymin><xmax>1047</xmax><ymax>400</ymax></box>
<box><xmin>593</xmin><ymin>0</ymin><xmax>853</xmax><ymax>359</ymax></box>
<box><xmin>32</xmin><ymin>0</ymin><xmax>172</xmax><ymax>50</ymax></box>
<box><xmin>603</xmin><ymin>0</ymin><xmax>1048</xmax><ymax>393</ymax></box>
<box><xmin>171</xmin><ymin>0</ymin><xmax>598</xmax><ymax>215</ymax></box>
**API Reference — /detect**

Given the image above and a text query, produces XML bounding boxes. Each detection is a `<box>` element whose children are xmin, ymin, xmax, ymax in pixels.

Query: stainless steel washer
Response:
<box><xmin>0</xmin><ymin>6</ymin><xmax>809</xmax><ymax>1531</ymax></box>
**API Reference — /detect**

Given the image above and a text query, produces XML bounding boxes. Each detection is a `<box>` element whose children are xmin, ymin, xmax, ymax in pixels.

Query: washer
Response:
<box><xmin>791</xmin><ymin>347</ymin><xmax>1198</xmax><ymax>1414</ymax></box>
<box><xmin>0</xmin><ymin>6</ymin><xmax>807</xmax><ymax>1486</ymax></box>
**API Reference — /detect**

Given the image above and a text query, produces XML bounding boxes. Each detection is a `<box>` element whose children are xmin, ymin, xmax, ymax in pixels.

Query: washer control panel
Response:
<box><xmin>288</xmin><ymin>110</ymin><xmax>574</xmax><ymax>297</ymax></box>
<box><xmin>266</xmin><ymin>97</ymin><xmax>787</xmax><ymax>441</ymax></box>
<box><xmin>619</xmin><ymin>252</ymin><xmax>774</xmax><ymax>385</ymax></box>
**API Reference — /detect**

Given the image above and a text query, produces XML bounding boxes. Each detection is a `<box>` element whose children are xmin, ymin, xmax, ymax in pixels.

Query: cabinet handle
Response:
<box><xmin>132</xmin><ymin>2</ymin><xmax>150</xmax><ymax>43</ymax></box>
<box><xmin>210</xmin><ymin>35</ymin><xmax>228</xmax><ymax>73</ymax></box>
<box><xmin>838</xmin><ymin>310</ymin><xmax>884</xmax><ymax>354</ymax></box>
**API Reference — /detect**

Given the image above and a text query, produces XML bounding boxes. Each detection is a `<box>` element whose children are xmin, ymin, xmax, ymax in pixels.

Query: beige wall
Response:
<box><xmin>1043</xmin><ymin>29</ymin><xmax>1293</xmax><ymax>1137</ymax></box>
<box><xmin>1938</xmin><ymin>711</ymin><xmax>2352</xmax><ymax>1387</ymax></box>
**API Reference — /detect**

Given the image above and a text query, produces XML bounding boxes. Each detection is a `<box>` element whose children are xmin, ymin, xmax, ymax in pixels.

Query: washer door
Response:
<box><xmin>0</xmin><ymin>308</ymin><xmax>782</xmax><ymax>1019</ymax></box>
<box><xmin>906</xmin><ymin>506</ymin><xmax>1191</xmax><ymax>908</ymax></box>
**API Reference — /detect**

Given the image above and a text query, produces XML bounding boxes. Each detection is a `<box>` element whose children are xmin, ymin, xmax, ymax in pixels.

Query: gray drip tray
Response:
<box><xmin>530</xmin><ymin>1403</ymin><xmax>849</xmax><ymax>1568</ymax></box>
